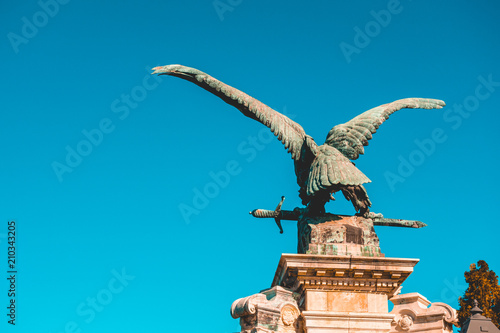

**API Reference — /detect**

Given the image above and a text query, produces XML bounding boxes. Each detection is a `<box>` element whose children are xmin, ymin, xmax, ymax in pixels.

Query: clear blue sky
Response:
<box><xmin>1</xmin><ymin>0</ymin><xmax>499</xmax><ymax>332</ymax></box>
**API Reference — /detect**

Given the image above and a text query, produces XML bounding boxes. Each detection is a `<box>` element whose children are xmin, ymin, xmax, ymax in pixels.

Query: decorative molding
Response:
<box><xmin>231</xmin><ymin>294</ymin><xmax>261</xmax><ymax>319</ymax></box>
<box><xmin>429</xmin><ymin>302</ymin><xmax>460</xmax><ymax>326</ymax></box>
<box><xmin>231</xmin><ymin>286</ymin><xmax>301</xmax><ymax>333</ymax></box>
<box><xmin>272</xmin><ymin>254</ymin><xmax>418</xmax><ymax>298</ymax></box>
<box><xmin>281</xmin><ymin>304</ymin><xmax>299</xmax><ymax>326</ymax></box>
<box><xmin>397</xmin><ymin>314</ymin><xmax>414</xmax><ymax>331</ymax></box>
<box><xmin>390</xmin><ymin>293</ymin><xmax>459</xmax><ymax>333</ymax></box>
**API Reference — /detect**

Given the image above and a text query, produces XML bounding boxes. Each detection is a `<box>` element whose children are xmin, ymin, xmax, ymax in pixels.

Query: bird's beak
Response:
<box><xmin>151</xmin><ymin>66</ymin><xmax>161</xmax><ymax>74</ymax></box>
<box><xmin>151</xmin><ymin>66</ymin><xmax>174</xmax><ymax>76</ymax></box>
<box><xmin>151</xmin><ymin>64</ymin><xmax>203</xmax><ymax>79</ymax></box>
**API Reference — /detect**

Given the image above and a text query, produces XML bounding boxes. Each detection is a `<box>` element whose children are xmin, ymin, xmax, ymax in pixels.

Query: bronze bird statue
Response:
<box><xmin>152</xmin><ymin>64</ymin><xmax>445</xmax><ymax>217</ymax></box>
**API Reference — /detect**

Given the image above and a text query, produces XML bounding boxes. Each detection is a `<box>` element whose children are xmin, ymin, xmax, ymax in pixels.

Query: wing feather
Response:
<box><xmin>319</xmin><ymin>160</ymin><xmax>329</xmax><ymax>187</ymax></box>
<box><xmin>152</xmin><ymin>65</ymin><xmax>306</xmax><ymax>160</ymax></box>
<box><xmin>306</xmin><ymin>145</ymin><xmax>371</xmax><ymax>196</ymax></box>
<box><xmin>325</xmin><ymin>98</ymin><xmax>445</xmax><ymax>160</ymax></box>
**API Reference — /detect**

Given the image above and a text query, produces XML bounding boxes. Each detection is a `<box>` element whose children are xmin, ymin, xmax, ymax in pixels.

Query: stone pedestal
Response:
<box><xmin>230</xmin><ymin>215</ymin><xmax>458</xmax><ymax>333</ymax></box>
<box><xmin>298</xmin><ymin>214</ymin><xmax>383</xmax><ymax>257</ymax></box>
<box><xmin>272</xmin><ymin>254</ymin><xmax>418</xmax><ymax>333</ymax></box>
<box><xmin>231</xmin><ymin>253</ymin><xmax>459</xmax><ymax>333</ymax></box>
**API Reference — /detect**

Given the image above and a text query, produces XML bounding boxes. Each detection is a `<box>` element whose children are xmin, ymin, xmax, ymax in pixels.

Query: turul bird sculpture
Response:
<box><xmin>152</xmin><ymin>64</ymin><xmax>445</xmax><ymax>220</ymax></box>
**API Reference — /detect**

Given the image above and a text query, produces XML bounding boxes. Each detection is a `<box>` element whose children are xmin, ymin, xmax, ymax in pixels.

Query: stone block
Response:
<box><xmin>297</xmin><ymin>214</ymin><xmax>383</xmax><ymax>257</ymax></box>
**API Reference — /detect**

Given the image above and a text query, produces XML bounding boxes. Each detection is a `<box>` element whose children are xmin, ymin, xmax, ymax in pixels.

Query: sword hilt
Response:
<box><xmin>249</xmin><ymin>196</ymin><xmax>285</xmax><ymax>233</ymax></box>
<box><xmin>250</xmin><ymin>209</ymin><xmax>278</xmax><ymax>218</ymax></box>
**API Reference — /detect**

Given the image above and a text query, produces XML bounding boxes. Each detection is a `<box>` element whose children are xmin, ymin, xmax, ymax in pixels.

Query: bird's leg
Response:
<box><xmin>305</xmin><ymin>192</ymin><xmax>331</xmax><ymax>216</ymax></box>
<box><xmin>341</xmin><ymin>185</ymin><xmax>373</xmax><ymax>217</ymax></box>
<box><xmin>329</xmin><ymin>187</ymin><xmax>342</xmax><ymax>202</ymax></box>
<box><xmin>356</xmin><ymin>207</ymin><xmax>369</xmax><ymax>217</ymax></box>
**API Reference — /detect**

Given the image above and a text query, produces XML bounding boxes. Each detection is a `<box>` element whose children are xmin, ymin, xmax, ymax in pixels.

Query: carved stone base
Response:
<box><xmin>272</xmin><ymin>254</ymin><xmax>418</xmax><ymax>333</ymax></box>
<box><xmin>231</xmin><ymin>254</ymin><xmax>459</xmax><ymax>333</ymax></box>
<box><xmin>297</xmin><ymin>214</ymin><xmax>383</xmax><ymax>257</ymax></box>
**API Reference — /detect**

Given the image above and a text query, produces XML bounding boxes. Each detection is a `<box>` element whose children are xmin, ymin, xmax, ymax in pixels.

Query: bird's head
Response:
<box><xmin>151</xmin><ymin>64</ymin><xmax>205</xmax><ymax>80</ymax></box>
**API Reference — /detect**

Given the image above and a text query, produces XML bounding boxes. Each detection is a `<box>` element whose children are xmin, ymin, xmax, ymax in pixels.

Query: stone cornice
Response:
<box><xmin>272</xmin><ymin>254</ymin><xmax>419</xmax><ymax>297</ymax></box>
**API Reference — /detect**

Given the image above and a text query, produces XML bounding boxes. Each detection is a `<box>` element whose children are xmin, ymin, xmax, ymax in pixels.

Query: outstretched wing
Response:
<box><xmin>324</xmin><ymin>98</ymin><xmax>445</xmax><ymax>160</ymax></box>
<box><xmin>152</xmin><ymin>64</ymin><xmax>306</xmax><ymax>160</ymax></box>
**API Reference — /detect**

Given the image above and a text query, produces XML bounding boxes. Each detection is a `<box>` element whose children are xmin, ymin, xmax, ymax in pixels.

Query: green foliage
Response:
<box><xmin>458</xmin><ymin>260</ymin><xmax>500</xmax><ymax>328</ymax></box>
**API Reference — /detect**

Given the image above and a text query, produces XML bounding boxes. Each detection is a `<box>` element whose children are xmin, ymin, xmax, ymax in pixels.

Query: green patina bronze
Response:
<box><xmin>152</xmin><ymin>64</ymin><xmax>443</xmax><ymax>255</ymax></box>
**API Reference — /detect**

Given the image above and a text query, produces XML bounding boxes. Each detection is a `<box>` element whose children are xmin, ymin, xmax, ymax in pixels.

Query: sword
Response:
<box><xmin>250</xmin><ymin>197</ymin><xmax>427</xmax><ymax>233</ymax></box>
<box><xmin>249</xmin><ymin>196</ymin><xmax>291</xmax><ymax>234</ymax></box>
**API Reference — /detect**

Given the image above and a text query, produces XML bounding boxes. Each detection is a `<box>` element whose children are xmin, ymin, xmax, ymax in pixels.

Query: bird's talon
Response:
<box><xmin>365</xmin><ymin>211</ymin><xmax>384</xmax><ymax>219</ymax></box>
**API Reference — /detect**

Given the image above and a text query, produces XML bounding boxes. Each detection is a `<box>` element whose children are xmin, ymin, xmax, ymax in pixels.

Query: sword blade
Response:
<box><xmin>372</xmin><ymin>217</ymin><xmax>427</xmax><ymax>228</ymax></box>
